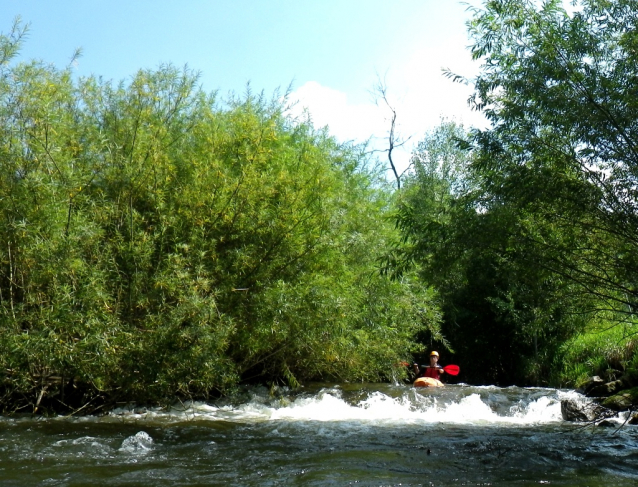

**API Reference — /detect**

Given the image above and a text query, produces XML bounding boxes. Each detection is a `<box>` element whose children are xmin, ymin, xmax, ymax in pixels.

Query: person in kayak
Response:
<box><xmin>412</xmin><ymin>351</ymin><xmax>445</xmax><ymax>381</ymax></box>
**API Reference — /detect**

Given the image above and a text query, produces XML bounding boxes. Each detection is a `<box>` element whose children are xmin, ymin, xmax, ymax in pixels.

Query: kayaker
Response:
<box><xmin>412</xmin><ymin>351</ymin><xmax>445</xmax><ymax>381</ymax></box>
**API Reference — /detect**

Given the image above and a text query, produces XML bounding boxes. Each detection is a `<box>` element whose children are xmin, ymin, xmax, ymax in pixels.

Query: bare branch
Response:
<box><xmin>370</xmin><ymin>74</ymin><xmax>412</xmax><ymax>190</ymax></box>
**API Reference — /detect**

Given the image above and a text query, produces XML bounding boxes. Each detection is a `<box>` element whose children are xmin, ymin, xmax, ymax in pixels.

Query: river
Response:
<box><xmin>1</xmin><ymin>383</ymin><xmax>637</xmax><ymax>486</ymax></box>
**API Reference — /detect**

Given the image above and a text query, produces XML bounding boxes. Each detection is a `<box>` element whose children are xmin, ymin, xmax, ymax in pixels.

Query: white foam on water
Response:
<box><xmin>104</xmin><ymin>386</ymin><xmax>573</xmax><ymax>426</ymax></box>
<box><xmin>119</xmin><ymin>431</ymin><xmax>154</xmax><ymax>454</ymax></box>
<box><xmin>268</xmin><ymin>389</ymin><xmax>567</xmax><ymax>425</ymax></box>
<box><xmin>268</xmin><ymin>391</ymin><xmax>426</xmax><ymax>423</ymax></box>
<box><xmin>514</xmin><ymin>394</ymin><xmax>563</xmax><ymax>422</ymax></box>
<box><xmin>53</xmin><ymin>436</ymin><xmax>102</xmax><ymax>447</ymax></box>
<box><xmin>438</xmin><ymin>393</ymin><xmax>503</xmax><ymax>424</ymax></box>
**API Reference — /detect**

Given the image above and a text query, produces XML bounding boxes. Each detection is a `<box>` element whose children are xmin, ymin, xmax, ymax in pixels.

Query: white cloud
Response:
<box><xmin>288</xmin><ymin>81</ymin><xmax>414</xmax><ymax>175</ymax></box>
<box><xmin>385</xmin><ymin>36</ymin><xmax>488</xmax><ymax>137</ymax></box>
<box><xmin>288</xmin><ymin>36</ymin><xmax>488</xmax><ymax>176</ymax></box>
<box><xmin>287</xmin><ymin>81</ymin><xmax>386</xmax><ymax>144</ymax></box>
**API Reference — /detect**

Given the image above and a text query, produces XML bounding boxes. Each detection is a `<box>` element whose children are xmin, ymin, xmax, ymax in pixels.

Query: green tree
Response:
<box><xmin>465</xmin><ymin>0</ymin><xmax>638</xmax><ymax>321</ymax></box>
<box><xmin>0</xmin><ymin>20</ymin><xmax>439</xmax><ymax>413</ymax></box>
<box><xmin>392</xmin><ymin>121</ymin><xmax>590</xmax><ymax>385</ymax></box>
<box><xmin>390</xmin><ymin>0</ymin><xmax>638</xmax><ymax>385</ymax></box>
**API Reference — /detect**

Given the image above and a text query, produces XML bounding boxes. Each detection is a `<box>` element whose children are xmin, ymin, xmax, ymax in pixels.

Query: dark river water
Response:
<box><xmin>1</xmin><ymin>383</ymin><xmax>637</xmax><ymax>486</ymax></box>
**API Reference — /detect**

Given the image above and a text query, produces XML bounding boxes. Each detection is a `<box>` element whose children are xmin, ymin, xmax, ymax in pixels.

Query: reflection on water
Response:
<box><xmin>1</xmin><ymin>384</ymin><xmax>637</xmax><ymax>486</ymax></box>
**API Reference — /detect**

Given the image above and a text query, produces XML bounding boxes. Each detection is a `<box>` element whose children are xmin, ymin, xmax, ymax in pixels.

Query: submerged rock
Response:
<box><xmin>597</xmin><ymin>419</ymin><xmax>616</xmax><ymax>428</ymax></box>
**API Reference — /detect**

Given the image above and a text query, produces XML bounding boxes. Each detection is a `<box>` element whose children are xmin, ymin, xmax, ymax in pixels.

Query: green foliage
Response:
<box><xmin>467</xmin><ymin>0</ymin><xmax>638</xmax><ymax>320</ymax></box>
<box><xmin>0</xmin><ymin>20</ymin><xmax>438</xmax><ymax>413</ymax></box>
<box><xmin>386</xmin><ymin>0</ymin><xmax>638</xmax><ymax>386</ymax></box>
<box><xmin>552</xmin><ymin>323</ymin><xmax>638</xmax><ymax>388</ymax></box>
<box><xmin>391</xmin><ymin>121</ymin><xmax>592</xmax><ymax>385</ymax></box>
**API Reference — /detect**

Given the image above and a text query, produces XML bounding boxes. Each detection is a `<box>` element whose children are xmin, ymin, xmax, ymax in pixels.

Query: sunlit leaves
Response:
<box><xmin>466</xmin><ymin>0</ymin><xmax>638</xmax><ymax>319</ymax></box>
<box><xmin>0</xmin><ymin>22</ymin><xmax>435</xmax><ymax>412</ymax></box>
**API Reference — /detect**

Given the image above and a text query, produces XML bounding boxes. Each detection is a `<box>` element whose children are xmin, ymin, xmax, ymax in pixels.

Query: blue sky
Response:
<box><xmin>2</xmin><ymin>0</ymin><xmax>486</xmax><ymax>173</ymax></box>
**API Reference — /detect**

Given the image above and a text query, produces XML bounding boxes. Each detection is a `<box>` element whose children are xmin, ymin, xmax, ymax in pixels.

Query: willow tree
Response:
<box><xmin>0</xmin><ymin>21</ymin><xmax>439</xmax><ymax>413</ymax></box>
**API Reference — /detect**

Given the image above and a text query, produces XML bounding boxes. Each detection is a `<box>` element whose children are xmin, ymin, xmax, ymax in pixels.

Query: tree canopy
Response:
<box><xmin>467</xmin><ymin>0</ymin><xmax>638</xmax><ymax>319</ymax></box>
<box><xmin>5</xmin><ymin>0</ymin><xmax>638</xmax><ymax>409</ymax></box>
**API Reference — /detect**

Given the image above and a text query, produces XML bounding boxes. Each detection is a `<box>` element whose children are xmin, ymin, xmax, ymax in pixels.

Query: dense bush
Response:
<box><xmin>0</xmin><ymin>23</ymin><xmax>441</xmax><ymax>413</ymax></box>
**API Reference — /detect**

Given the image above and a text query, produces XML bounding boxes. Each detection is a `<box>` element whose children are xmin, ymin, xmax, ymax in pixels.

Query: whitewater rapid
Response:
<box><xmin>99</xmin><ymin>383</ymin><xmax>583</xmax><ymax>426</ymax></box>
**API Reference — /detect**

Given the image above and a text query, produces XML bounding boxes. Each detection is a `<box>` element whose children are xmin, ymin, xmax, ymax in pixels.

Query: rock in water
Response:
<box><xmin>561</xmin><ymin>399</ymin><xmax>591</xmax><ymax>422</ymax></box>
<box><xmin>577</xmin><ymin>376</ymin><xmax>605</xmax><ymax>396</ymax></box>
<box><xmin>601</xmin><ymin>387</ymin><xmax>638</xmax><ymax>411</ymax></box>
